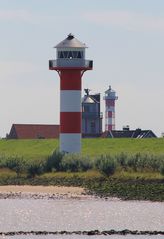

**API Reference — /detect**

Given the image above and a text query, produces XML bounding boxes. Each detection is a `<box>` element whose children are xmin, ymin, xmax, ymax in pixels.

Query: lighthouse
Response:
<box><xmin>49</xmin><ymin>34</ymin><xmax>93</xmax><ymax>153</ymax></box>
<box><xmin>104</xmin><ymin>86</ymin><xmax>118</xmax><ymax>131</ymax></box>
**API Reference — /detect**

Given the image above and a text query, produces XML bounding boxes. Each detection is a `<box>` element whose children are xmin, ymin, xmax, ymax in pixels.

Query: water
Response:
<box><xmin>0</xmin><ymin>197</ymin><xmax>163</xmax><ymax>238</ymax></box>
<box><xmin>0</xmin><ymin>236</ymin><xmax>163</xmax><ymax>239</ymax></box>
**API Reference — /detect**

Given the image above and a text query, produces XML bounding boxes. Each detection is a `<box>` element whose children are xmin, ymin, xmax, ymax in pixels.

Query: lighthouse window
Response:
<box><xmin>58</xmin><ymin>51</ymin><xmax>83</xmax><ymax>59</ymax></box>
<box><xmin>72</xmin><ymin>51</ymin><xmax>78</xmax><ymax>58</ymax></box>
<box><xmin>60</xmin><ymin>52</ymin><xmax>64</xmax><ymax>58</ymax></box>
<box><xmin>77</xmin><ymin>51</ymin><xmax>82</xmax><ymax>58</ymax></box>
<box><xmin>68</xmin><ymin>51</ymin><xmax>73</xmax><ymax>59</ymax></box>
<box><xmin>63</xmin><ymin>51</ymin><xmax>69</xmax><ymax>58</ymax></box>
<box><xmin>58</xmin><ymin>51</ymin><xmax>64</xmax><ymax>58</ymax></box>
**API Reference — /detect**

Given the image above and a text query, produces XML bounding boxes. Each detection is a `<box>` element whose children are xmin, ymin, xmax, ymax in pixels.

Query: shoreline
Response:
<box><xmin>0</xmin><ymin>185</ymin><xmax>84</xmax><ymax>194</ymax></box>
<box><xmin>0</xmin><ymin>175</ymin><xmax>163</xmax><ymax>201</ymax></box>
<box><xmin>0</xmin><ymin>185</ymin><xmax>120</xmax><ymax>201</ymax></box>
<box><xmin>0</xmin><ymin>185</ymin><xmax>163</xmax><ymax>202</ymax></box>
<box><xmin>0</xmin><ymin>185</ymin><xmax>90</xmax><ymax>200</ymax></box>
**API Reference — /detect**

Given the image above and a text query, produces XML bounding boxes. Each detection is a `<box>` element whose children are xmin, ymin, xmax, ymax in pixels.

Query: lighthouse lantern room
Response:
<box><xmin>49</xmin><ymin>34</ymin><xmax>93</xmax><ymax>153</ymax></box>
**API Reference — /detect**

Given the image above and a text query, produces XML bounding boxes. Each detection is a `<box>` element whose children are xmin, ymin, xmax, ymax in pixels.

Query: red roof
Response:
<box><xmin>9</xmin><ymin>124</ymin><xmax>59</xmax><ymax>139</ymax></box>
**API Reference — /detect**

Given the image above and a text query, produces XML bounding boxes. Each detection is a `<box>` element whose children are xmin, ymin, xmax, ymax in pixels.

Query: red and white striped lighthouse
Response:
<box><xmin>49</xmin><ymin>34</ymin><xmax>93</xmax><ymax>153</ymax></box>
<box><xmin>104</xmin><ymin>86</ymin><xmax>118</xmax><ymax>131</ymax></box>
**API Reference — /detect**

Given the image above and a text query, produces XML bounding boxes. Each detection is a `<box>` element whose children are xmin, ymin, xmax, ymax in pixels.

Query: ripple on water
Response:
<box><xmin>0</xmin><ymin>197</ymin><xmax>163</xmax><ymax>232</ymax></box>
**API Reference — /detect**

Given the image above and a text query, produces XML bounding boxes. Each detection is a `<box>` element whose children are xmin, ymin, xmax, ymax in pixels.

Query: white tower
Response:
<box><xmin>104</xmin><ymin>86</ymin><xmax>118</xmax><ymax>131</ymax></box>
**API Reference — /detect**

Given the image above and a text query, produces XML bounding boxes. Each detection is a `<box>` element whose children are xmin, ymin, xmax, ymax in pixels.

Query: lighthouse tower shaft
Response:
<box><xmin>104</xmin><ymin>86</ymin><xmax>118</xmax><ymax>131</ymax></box>
<box><xmin>49</xmin><ymin>34</ymin><xmax>93</xmax><ymax>153</ymax></box>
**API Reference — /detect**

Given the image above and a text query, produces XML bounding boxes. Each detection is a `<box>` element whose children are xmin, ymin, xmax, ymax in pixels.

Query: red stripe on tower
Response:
<box><xmin>60</xmin><ymin>70</ymin><xmax>81</xmax><ymax>90</ymax></box>
<box><xmin>60</xmin><ymin>112</ymin><xmax>81</xmax><ymax>133</ymax></box>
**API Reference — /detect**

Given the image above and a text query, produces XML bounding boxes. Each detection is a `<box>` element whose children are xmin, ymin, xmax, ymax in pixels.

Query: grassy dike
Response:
<box><xmin>0</xmin><ymin>138</ymin><xmax>164</xmax><ymax>201</ymax></box>
<box><xmin>1</xmin><ymin>138</ymin><xmax>164</xmax><ymax>159</ymax></box>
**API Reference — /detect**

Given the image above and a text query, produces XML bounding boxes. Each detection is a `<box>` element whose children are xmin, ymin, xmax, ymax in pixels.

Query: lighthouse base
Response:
<box><xmin>60</xmin><ymin>133</ymin><xmax>81</xmax><ymax>153</ymax></box>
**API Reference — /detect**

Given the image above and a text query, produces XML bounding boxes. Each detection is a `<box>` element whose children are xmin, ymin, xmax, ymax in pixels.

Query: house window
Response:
<box><xmin>90</xmin><ymin>121</ymin><xmax>96</xmax><ymax>133</ymax></box>
<box><xmin>84</xmin><ymin>105</ymin><xmax>90</xmax><ymax>112</ymax></box>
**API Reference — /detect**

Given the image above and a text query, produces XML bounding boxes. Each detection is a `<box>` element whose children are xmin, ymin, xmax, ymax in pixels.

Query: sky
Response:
<box><xmin>1</xmin><ymin>0</ymin><xmax>164</xmax><ymax>137</ymax></box>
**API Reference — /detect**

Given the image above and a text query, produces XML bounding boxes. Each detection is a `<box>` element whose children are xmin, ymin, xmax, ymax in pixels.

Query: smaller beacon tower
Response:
<box><xmin>104</xmin><ymin>86</ymin><xmax>118</xmax><ymax>131</ymax></box>
<box><xmin>49</xmin><ymin>34</ymin><xmax>93</xmax><ymax>153</ymax></box>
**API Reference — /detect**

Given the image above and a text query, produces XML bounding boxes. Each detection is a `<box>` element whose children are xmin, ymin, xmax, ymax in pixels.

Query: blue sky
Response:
<box><xmin>1</xmin><ymin>0</ymin><xmax>164</xmax><ymax>137</ymax></box>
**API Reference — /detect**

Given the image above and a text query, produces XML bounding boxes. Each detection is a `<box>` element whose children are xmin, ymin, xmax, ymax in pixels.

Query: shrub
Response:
<box><xmin>116</xmin><ymin>153</ymin><xmax>128</xmax><ymax>170</ymax></box>
<box><xmin>61</xmin><ymin>154</ymin><xmax>92</xmax><ymax>172</ymax></box>
<box><xmin>160</xmin><ymin>164</ymin><xmax>164</xmax><ymax>176</ymax></box>
<box><xmin>45</xmin><ymin>150</ymin><xmax>64</xmax><ymax>172</ymax></box>
<box><xmin>95</xmin><ymin>155</ymin><xmax>116</xmax><ymax>177</ymax></box>
<box><xmin>3</xmin><ymin>156</ymin><xmax>25</xmax><ymax>177</ymax></box>
<box><xmin>27</xmin><ymin>161</ymin><xmax>44</xmax><ymax>178</ymax></box>
<box><xmin>0</xmin><ymin>155</ymin><xmax>7</xmax><ymax>168</ymax></box>
<box><xmin>126</xmin><ymin>153</ymin><xmax>164</xmax><ymax>172</ymax></box>
<box><xmin>126</xmin><ymin>153</ymin><xmax>141</xmax><ymax>172</ymax></box>
<box><xmin>151</xmin><ymin>155</ymin><xmax>164</xmax><ymax>172</ymax></box>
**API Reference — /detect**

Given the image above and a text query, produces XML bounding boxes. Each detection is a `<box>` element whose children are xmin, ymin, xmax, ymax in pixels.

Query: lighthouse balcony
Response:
<box><xmin>49</xmin><ymin>59</ymin><xmax>93</xmax><ymax>69</ymax></box>
<box><xmin>103</xmin><ymin>96</ymin><xmax>118</xmax><ymax>100</ymax></box>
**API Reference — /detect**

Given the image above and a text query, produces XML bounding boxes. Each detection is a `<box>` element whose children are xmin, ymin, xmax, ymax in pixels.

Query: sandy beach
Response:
<box><xmin>0</xmin><ymin>185</ymin><xmax>84</xmax><ymax>194</ymax></box>
<box><xmin>0</xmin><ymin>185</ymin><xmax>86</xmax><ymax>199</ymax></box>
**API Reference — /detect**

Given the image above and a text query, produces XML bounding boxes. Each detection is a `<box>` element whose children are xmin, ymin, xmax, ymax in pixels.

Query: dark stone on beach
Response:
<box><xmin>120</xmin><ymin>229</ymin><xmax>131</xmax><ymax>235</ymax></box>
<box><xmin>131</xmin><ymin>230</ymin><xmax>138</xmax><ymax>234</ymax></box>
<box><xmin>85</xmin><ymin>230</ymin><xmax>100</xmax><ymax>235</ymax></box>
<box><xmin>102</xmin><ymin>231</ymin><xmax>108</xmax><ymax>235</ymax></box>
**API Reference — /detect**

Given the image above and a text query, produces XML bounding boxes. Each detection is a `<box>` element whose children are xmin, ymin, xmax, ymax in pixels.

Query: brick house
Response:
<box><xmin>8</xmin><ymin>124</ymin><xmax>59</xmax><ymax>139</ymax></box>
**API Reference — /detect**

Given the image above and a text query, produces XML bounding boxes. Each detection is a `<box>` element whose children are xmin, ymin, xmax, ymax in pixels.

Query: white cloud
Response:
<box><xmin>84</xmin><ymin>10</ymin><xmax>164</xmax><ymax>32</ymax></box>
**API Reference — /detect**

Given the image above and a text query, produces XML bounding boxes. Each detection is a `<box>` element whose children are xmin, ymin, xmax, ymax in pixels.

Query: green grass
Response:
<box><xmin>82</xmin><ymin>138</ymin><xmax>164</xmax><ymax>156</ymax></box>
<box><xmin>0</xmin><ymin>139</ymin><xmax>58</xmax><ymax>160</ymax></box>
<box><xmin>1</xmin><ymin>138</ymin><xmax>164</xmax><ymax>160</ymax></box>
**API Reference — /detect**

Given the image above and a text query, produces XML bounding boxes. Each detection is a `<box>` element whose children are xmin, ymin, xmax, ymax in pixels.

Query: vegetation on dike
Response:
<box><xmin>1</xmin><ymin>138</ymin><xmax>164</xmax><ymax>159</ymax></box>
<box><xmin>0</xmin><ymin>139</ymin><xmax>164</xmax><ymax>201</ymax></box>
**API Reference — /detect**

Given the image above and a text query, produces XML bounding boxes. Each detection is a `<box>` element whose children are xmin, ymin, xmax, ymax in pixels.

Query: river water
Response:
<box><xmin>1</xmin><ymin>236</ymin><xmax>163</xmax><ymax>239</ymax></box>
<box><xmin>0</xmin><ymin>196</ymin><xmax>163</xmax><ymax>239</ymax></box>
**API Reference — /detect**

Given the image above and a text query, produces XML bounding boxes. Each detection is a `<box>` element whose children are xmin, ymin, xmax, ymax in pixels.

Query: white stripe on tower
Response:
<box><xmin>60</xmin><ymin>134</ymin><xmax>81</xmax><ymax>153</ymax></box>
<box><xmin>60</xmin><ymin>90</ymin><xmax>81</xmax><ymax>112</ymax></box>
